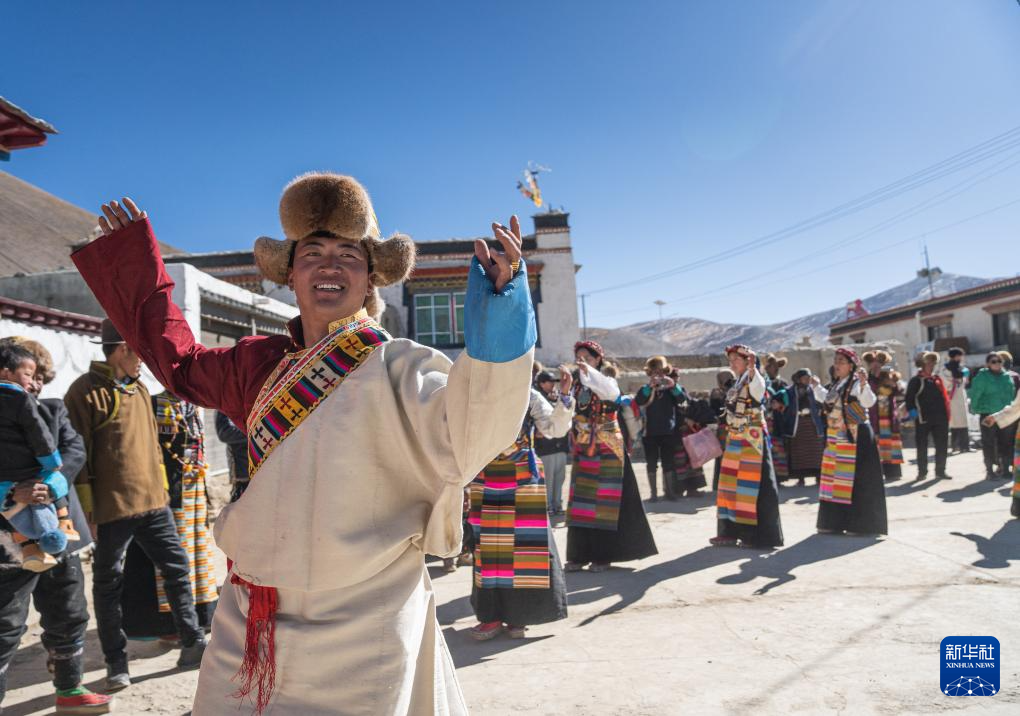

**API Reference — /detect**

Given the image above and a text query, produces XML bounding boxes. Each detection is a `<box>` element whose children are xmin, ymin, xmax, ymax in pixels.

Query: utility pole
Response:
<box><xmin>922</xmin><ymin>240</ymin><xmax>936</xmax><ymax>300</ymax></box>
<box><xmin>654</xmin><ymin>299</ymin><xmax>667</xmax><ymax>355</ymax></box>
<box><xmin>580</xmin><ymin>293</ymin><xmax>588</xmax><ymax>340</ymax></box>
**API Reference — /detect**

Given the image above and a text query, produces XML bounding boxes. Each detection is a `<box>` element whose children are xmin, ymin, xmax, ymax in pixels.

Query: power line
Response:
<box><xmin>582</xmin><ymin>124</ymin><xmax>1020</xmax><ymax>296</ymax></box>
<box><xmin>587</xmin><ymin>142</ymin><xmax>1020</xmax><ymax>323</ymax></box>
<box><xmin>640</xmin><ymin>194</ymin><xmax>1020</xmax><ymax>319</ymax></box>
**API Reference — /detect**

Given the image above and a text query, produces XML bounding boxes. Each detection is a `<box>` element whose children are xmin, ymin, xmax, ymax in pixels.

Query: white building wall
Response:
<box><xmin>533</xmin><ymin>248</ymin><xmax>580</xmax><ymax>365</ymax></box>
<box><xmin>0</xmin><ymin>319</ymin><xmax>103</xmax><ymax>400</ymax></box>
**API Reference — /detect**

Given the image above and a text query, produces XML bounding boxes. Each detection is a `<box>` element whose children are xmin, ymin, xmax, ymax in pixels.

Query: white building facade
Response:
<box><xmin>829</xmin><ymin>276</ymin><xmax>1020</xmax><ymax>363</ymax></box>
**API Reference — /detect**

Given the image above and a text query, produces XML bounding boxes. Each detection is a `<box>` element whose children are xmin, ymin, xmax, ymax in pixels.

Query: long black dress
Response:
<box><xmin>715</xmin><ymin>372</ymin><xmax>784</xmax><ymax>548</ymax></box>
<box><xmin>469</xmin><ymin>390</ymin><xmax>568</xmax><ymax>626</ymax></box>
<box><xmin>566</xmin><ymin>378</ymin><xmax>657</xmax><ymax>565</ymax></box>
<box><xmin>816</xmin><ymin>378</ymin><xmax>888</xmax><ymax>535</ymax></box>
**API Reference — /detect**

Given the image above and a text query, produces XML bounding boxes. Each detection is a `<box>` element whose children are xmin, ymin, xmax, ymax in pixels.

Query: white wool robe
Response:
<box><xmin>196</xmin><ymin>343</ymin><xmax>534</xmax><ymax>714</ymax></box>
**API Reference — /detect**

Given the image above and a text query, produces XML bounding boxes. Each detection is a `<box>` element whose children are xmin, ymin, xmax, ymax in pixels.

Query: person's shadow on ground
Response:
<box><xmin>885</xmin><ymin>476</ymin><xmax>940</xmax><ymax>497</ymax></box>
<box><xmin>564</xmin><ymin>546</ymin><xmax>748</xmax><ymax>627</ymax></box>
<box><xmin>442</xmin><ymin>625</ymin><xmax>553</xmax><ymax>668</ymax></box>
<box><xmin>951</xmin><ymin>519</ymin><xmax>1020</xmax><ymax>569</ymax></box>
<box><xmin>936</xmin><ymin>478</ymin><xmax>1005</xmax><ymax>503</ymax></box>
<box><xmin>643</xmin><ymin>491</ymin><xmax>714</xmax><ymax>515</ymax></box>
<box><xmin>715</xmin><ymin>532</ymin><xmax>882</xmax><ymax>595</ymax></box>
<box><xmin>778</xmin><ymin>483</ymin><xmax>820</xmax><ymax>505</ymax></box>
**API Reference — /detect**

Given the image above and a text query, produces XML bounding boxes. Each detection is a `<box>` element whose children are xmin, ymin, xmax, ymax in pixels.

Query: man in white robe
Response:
<box><xmin>72</xmin><ymin>174</ymin><xmax>537</xmax><ymax>715</ymax></box>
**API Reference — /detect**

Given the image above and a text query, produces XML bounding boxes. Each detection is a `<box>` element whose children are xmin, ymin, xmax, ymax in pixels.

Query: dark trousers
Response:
<box><xmin>93</xmin><ymin>507</ymin><xmax>202</xmax><ymax>663</ymax></box>
<box><xmin>979</xmin><ymin>415</ymin><xmax>1018</xmax><ymax>475</ymax></box>
<box><xmin>950</xmin><ymin>427</ymin><xmax>970</xmax><ymax>452</ymax></box>
<box><xmin>643</xmin><ymin>433</ymin><xmax>678</xmax><ymax>495</ymax></box>
<box><xmin>915</xmin><ymin>421</ymin><xmax>948</xmax><ymax>476</ymax></box>
<box><xmin>0</xmin><ymin>554</ymin><xmax>90</xmax><ymax>702</ymax></box>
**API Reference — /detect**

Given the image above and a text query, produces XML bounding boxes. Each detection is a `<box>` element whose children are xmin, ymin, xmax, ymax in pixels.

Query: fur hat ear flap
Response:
<box><xmin>364</xmin><ymin>287</ymin><xmax>385</xmax><ymax>320</ymax></box>
<box><xmin>367</xmin><ymin>232</ymin><xmax>416</xmax><ymax>287</ymax></box>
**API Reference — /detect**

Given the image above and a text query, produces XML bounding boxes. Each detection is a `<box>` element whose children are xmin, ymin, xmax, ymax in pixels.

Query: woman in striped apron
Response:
<box><xmin>468</xmin><ymin>370</ymin><xmax>574</xmax><ymax>640</ymax></box>
<box><xmin>711</xmin><ymin>345</ymin><xmax>784</xmax><ymax>549</ymax></box>
<box><xmin>565</xmin><ymin>341</ymin><xmax>658</xmax><ymax>572</ymax></box>
<box><xmin>864</xmin><ymin>351</ymin><xmax>906</xmax><ymax>482</ymax></box>
<box><xmin>984</xmin><ymin>389</ymin><xmax>1020</xmax><ymax>518</ymax></box>
<box><xmin>815</xmin><ymin>348</ymin><xmax>888</xmax><ymax>535</ymax></box>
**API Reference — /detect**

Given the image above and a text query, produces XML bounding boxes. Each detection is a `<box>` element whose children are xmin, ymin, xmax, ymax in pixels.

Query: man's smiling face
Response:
<box><xmin>288</xmin><ymin>235</ymin><xmax>372</xmax><ymax>324</ymax></box>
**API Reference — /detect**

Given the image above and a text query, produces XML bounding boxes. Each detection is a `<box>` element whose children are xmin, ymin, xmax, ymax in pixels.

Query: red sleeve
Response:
<box><xmin>71</xmin><ymin>219</ymin><xmax>248</xmax><ymax>419</ymax></box>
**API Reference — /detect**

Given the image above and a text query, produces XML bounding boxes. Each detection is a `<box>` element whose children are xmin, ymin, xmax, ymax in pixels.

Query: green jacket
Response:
<box><xmin>968</xmin><ymin>368</ymin><xmax>1016</xmax><ymax>415</ymax></box>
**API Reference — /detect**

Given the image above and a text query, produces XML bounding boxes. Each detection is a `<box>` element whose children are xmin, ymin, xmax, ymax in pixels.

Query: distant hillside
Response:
<box><xmin>592</xmin><ymin>272</ymin><xmax>991</xmax><ymax>357</ymax></box>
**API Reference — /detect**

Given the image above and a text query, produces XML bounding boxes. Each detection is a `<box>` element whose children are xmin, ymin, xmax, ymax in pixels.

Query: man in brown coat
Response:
<box><xmin>64</xmin><ymin>320</ymin><xmax>205</xmax><ymax>691</ymax></box>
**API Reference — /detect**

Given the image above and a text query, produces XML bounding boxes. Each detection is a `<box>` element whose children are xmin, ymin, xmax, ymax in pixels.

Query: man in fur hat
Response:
<box><xmin>72</xmin><ymin>173</ymin><xmax>537</xmax><ymax>715</ymax></box>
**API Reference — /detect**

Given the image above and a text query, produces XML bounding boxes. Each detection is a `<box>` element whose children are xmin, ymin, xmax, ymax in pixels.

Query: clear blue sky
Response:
<box><xmin>5</xmin><ymin>0</ymin><xmax>1020</xmax><ymax>328</ymax></box>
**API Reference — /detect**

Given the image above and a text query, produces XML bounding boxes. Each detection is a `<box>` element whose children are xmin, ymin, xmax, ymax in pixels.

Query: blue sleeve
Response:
<box><xmin>463</xmin><ymin>257</ymin><xmax>537</xmax><ymax>363</ymax></box>
<box><xmin>41</xmin><ymin>471</ymin><xmax>69</xmax><ymax>501</ymax></box>
<box><xmin>37</xmin><ymin>450</ymin><xmax>63</xmax><ymax>472</ymax></box>
<box><xmin>0</xmin><ymin>481</ymin><xmax>14</xmax><ymax>510</ymax></box>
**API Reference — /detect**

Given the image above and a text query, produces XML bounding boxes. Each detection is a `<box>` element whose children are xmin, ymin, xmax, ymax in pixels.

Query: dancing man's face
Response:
<box><xmin>289</xmin><ymin>236</ymin><xmax>372</xmax><ymax>323</ymax></box>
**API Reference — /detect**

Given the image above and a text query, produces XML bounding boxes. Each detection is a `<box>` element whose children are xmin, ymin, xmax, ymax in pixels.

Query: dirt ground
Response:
<box><xmin>4</xmin><ymin>447</ymin><xmax>1018</xmax><ymax>715</ymax></box>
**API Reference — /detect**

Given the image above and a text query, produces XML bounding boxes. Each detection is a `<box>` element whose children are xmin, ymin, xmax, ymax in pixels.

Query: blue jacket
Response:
<box><xmin>779</xmin><ymin>384</ymin><xmax>824</xmax><ymax>438</ymax></box>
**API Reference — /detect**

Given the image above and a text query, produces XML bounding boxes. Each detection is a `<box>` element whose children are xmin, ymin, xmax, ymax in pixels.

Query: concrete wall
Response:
<box><xmin>0</xmin><ymin>318</ymin><xmax>103</xmax><ymax>400</ymax></box>
<box><xmin>616</xmin><ymin>341</ymin><xmax>912</xmax><ymax>397</ymax></box>
<box><xmin>0</xmin><ymin>270</ymin><xmax>105</xmax><ymax>317</ymax></box>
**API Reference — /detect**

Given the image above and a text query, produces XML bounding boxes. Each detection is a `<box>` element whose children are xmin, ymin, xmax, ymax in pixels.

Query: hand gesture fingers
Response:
<box><xmin>476</xmin><ymin>216</ymin><xmax>524</xmax><ymax>292</ymax></box>
<box><xmin>98</xmin><ymin>197</ymin><xmax>146</xmax><ymax>236</ymax></box>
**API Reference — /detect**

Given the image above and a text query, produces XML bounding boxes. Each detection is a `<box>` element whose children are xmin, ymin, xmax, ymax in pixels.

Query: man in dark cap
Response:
<box><xmin>63</xmin><ymin>320</ymin><xmax>206</xmax><ymax>692</ymax></box>
<box><xmin>534</xmin><ymin>369</ymin><xmax>571</xmax><ymax>514</ymax></box>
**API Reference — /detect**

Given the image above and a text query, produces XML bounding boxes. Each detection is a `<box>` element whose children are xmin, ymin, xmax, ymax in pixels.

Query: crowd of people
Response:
<box><xmin>453</xmin><ymin>340</ymin><xmax>1020</xmax><ymax>647</ymax></box>
<box><xmin>0</xmin><ymin>171</ymin><xmax>1017</xmax><ymax>715</ymax></box>
<box><xmin>0</xmin><ymin>329</ymin><xmax>216</xmax><ymax>715</ymax></box>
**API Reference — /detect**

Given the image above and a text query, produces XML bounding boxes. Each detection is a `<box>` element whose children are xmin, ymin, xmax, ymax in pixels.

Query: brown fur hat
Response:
<box><xmin>921</xmin><ymin>350</ymin><xmax>940</xmax><ymax>365</ymax></box>
<box><xmin>254</xmin><ymin>173</ymin><xmax>416</xmax><ymax>318</ymax></box>
<box><xmin>1</xmin><ymin>336</ymin><xmax>55</xmax><ymax>384</ymax></box>
<box><xmin>862</xmin><ymin>350</ymin><xmax>891</xmax><ymax>366</ymax></box>
<box><xmin>764</xmin><ymin>353</ymin><xmax>788</xmax><ymax>369</ymax></box>
<box><xmin>644</xmin><ymin>355</ymin><xmax>671</xmax><ymax>375</ymax></box>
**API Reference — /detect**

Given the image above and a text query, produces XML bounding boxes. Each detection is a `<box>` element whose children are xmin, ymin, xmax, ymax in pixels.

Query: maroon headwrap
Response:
<box><xmin>574</xmin><ymin>340</ymin><xmax>605</xmax><ymax>360</ymax></box>
<box><xmin>724</xmin><ymin>344</ymin><xmax>754</xmax><ymax>359</ymax></box>
<box><xmin>835</xmin><ymin>347</ymin><xmax>860</xmax><ymax>367</ymax></box>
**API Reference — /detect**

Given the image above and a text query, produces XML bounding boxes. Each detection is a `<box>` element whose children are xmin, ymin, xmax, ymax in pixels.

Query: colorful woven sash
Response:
<box><xmin>820</xmin><ymin>425</ymin><xmax>856</xmax><ymax>504</ymax></box>
<box><xmin>246</xmin><ymin>313</ymin><xmax>390</xmax><ymax>477</ymax></box>
<box><xmin>767</xmin><ymin>415</ymin><xmax>789</xmax><ymax>479</ymax></box>
<box><xmin>876</xmin><ymin>396</ymin><xmax>904</xmax><ymax>465</ymax></box>
<box><xmin>567</xmin><ymin>435</ymin><xmax>624</xmax><ymax>531</ymax></box>
<box><xmin>469</xmin><ymin>446</ymin><xmax>551</xmax><ymax>590</ymax></box>
<box><xmin>717</xmin><ymin>424</ymin><xmax>765</xmax><ymax>525</ymax></box>
<box><xmin>1012</xmin><ymin>427</ymin><xmax>1020</xmax><ymax>499</ymax></box>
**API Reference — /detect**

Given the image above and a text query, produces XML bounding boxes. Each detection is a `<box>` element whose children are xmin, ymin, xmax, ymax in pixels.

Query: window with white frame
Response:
<box><xmin>414</xmin><ymin>291</ymin><xmax>466</xmax><ymax>347</ymax></box>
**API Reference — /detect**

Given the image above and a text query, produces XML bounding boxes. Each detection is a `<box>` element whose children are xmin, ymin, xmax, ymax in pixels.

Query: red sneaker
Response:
<box><xmin>469</xmin><ymin>621</ymin><xmax>504</xmax><ymax>641</ymax></box>
<box><xmin>55</xmin><ymin>690</ymin><xmax>114</xmax><ymax>715</ymax></box>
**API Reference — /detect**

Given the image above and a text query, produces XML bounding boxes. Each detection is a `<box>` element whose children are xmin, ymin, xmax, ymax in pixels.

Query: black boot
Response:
<box><xmin>647</xmin><ymin>468</ymin><xmax>658</xmax><ymax>502</ymax></box>
<box><xmin>662</xmin><ymin>470</ymin><xmax>678</xmax><ymax>501</ymax></box>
